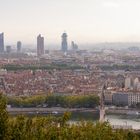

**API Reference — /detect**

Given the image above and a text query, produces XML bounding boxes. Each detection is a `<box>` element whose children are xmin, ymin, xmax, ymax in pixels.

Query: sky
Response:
<box><xmin>1</xmin><ymin>0</ymin><xmax>140</xmax><ymax>45</ymax></box>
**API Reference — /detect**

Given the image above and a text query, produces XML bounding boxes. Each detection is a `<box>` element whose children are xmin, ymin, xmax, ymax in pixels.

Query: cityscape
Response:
<box><xmin>1</xmin><ymin>0</ymin><xmax>140</xmax><ymax>139</ymax></box>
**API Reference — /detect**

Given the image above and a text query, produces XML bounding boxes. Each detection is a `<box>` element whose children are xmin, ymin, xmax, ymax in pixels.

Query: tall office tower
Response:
<box><xmin>37</xmin><ymin>34</ymin><xmax>44</xmax><ymax>56</ymax></box>
<box><xmin>6</xmin><ymin>46</ymin><xmax>11</xmax><ymax>53</ymax></box>
<box><xmin>71</xmin><ymin>41</ymin><xmax>78</xmax><ymax>50</ymax></box>
<box><xmin>17</xmin><ymin>41</ymin><xmax>22</xmax><ymax>53</ymax></box>
<box><xmin>0</xmin><ymin>33</ymin><xmax>4</xmax><ymax>53</ymax></box>
<box><xmin>61</xmin><ymin>32</ymin><xmax>68</xmax><ymax>52</ymax></box>
<box><xmin>71</xmin><ymin>41</ymin><xmax>75</xmax><ymax>49</ymax></box>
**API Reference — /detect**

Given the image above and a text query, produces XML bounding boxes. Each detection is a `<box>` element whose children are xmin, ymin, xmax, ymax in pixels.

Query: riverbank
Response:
<box><xmin>7</xmin><ymin>107</ymin><xmax>99</xmax><ymax>114</ymax></box>
<box><xmin>7</xmin><ymin>107</ymin><xmax>140</xmax><ymax>115</ymax></box>
<box><xmin>106</xmin><ymin>108</ymin><xmax>140</xmax><ymax>115</ymax></box>
<box><xmin>6</xmin><ymin>107</ymin><xmax>140</xmax><ymax>130</ymax></box>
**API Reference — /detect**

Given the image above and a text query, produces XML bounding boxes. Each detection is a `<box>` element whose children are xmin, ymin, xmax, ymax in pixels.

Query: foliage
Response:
<box><xmin>100</xmin><ymin>64</ymin><xmax>140</xmax><ymax>71</ymax></box>
<box><xmin>0</xmin><ymin>94</ymin><xmax>140</xmax><ymax>140</ymax></box>
<box><xmin>7</xmin><ymin>95</ymin><xmax>100</xmax><ymax>108</ymax></box>
<box><xmin>6</xmin><ymin>116</ymin><xmax>140</xmax><ymax>140</ymax></box>
<box><xmin>0</xmin><ymin>93</ymin><xmax>9</xmax><ymax>140</ymax></box>
<box><xmin>2</xmin><ymin>64</ymin><xmax>83</xmax><ymax>71</ymax></box>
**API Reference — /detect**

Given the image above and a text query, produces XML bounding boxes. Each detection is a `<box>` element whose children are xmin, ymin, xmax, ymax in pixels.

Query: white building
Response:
<box><xmin>0</xmin><ymin>69</ymin><xmax>7</xmax><ymax>75</ymax></box>
<box><xmin>128</xmin><ymin>93</ymin><xmax>140</xmax><ymax>106</ymax></box>
<box><xmin>133</xmin><ymin>78</ymin><xmax>139</xmax><ymax>91</ymax></box>
<box><xmin>125</xmin><ymin>77</ymin><xmax>132</xmax><ymax>89</ymax></box>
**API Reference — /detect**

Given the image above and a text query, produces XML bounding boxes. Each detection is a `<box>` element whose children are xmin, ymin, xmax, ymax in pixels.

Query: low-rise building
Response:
<box><xmin>128</xmin><ymin>93</ymin><xmax>140</xmax><ymax>106</ymax></box>
<box><xmin>112</xmin><ymin>93</ymin><xmax>128</xmax><ymax>106</ymax></box>
<box><xmin>104</xmin><ymin>93</ymin><xmax>113</xmax><ymax>104</ymax></box>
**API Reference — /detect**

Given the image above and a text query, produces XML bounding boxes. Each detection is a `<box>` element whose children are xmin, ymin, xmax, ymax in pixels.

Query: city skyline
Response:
<box><xmin>1</xmin><ymin>0</ymin><xmax>140</xmax><ymax>45</ymax></box>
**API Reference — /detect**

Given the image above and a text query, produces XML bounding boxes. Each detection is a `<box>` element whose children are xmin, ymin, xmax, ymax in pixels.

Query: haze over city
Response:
<box><xmin>1</xmin><ymin>0</ymin><xmax>140</xmax><ymax>139</ymax></box>
<box><xmin>1</xmin><ymin>0</ymin><xmax>140</xmax><ymax>47</ymax></box>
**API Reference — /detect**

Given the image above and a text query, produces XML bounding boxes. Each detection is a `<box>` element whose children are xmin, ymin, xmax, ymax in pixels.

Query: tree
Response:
<box><xmin>0</xmin><ymin>93</ymin><xmax>9</xmax><ymax>140</ymax></box>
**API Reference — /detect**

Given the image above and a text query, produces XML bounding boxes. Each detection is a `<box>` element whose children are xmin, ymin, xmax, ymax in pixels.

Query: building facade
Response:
<box><xmin>17</xmin><ymin>41</ymin><xmax>22</xmax><ymax>53</ymax></box>
<box><xmin>112</xmin><ymin>92</ymin><xmax>140</xmax><ymax>106</ymax></box>
<box><xmin>6</xmin><ymin>46</ymin><xmax>11</xmax><ymax>53</ymax></box>
<box><xmin>71</xmin><ymin>41</ymin><xmax>78</xmax><ymax>51</ymax></box>
<box><xmin>61</xmin><ymin>32</ymin><xmax>68</xmax><ymax>52</ymax></box>
<box><xmin>104</xmin><ymin>93</ymin><xmax>113</xmax><ymax>104</ymax></box>
<box><xmin>128</xmin><ymin>93</ymin><xmax>140</xmax><ymax>106</ymax></box>
<box><xmin>0</xmin><ymin>33</ymin><xmax>4</xmax><ymax>53</ymax></box>
<box><xmin>37</xmin><ymin>34</ymin><xmax>44</xmax><ymax>56</ymax></box>
<box><xmin>125</xmin><ymin>77</ymin><xmax>132</xmax><ymax>89</ymax></box>
<box><xmin>112</xmin><ymin>93</ymin><xmax>128</xmax><ymax>106</ymax></box>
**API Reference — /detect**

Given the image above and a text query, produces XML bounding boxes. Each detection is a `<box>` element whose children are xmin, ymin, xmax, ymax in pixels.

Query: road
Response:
<box><xmin>7</xmin><ymin>107</ymin><xmax>98</xmax><ymax>114</ymax></box>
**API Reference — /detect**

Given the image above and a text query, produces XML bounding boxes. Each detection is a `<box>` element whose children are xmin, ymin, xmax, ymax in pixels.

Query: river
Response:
<box><xmin>9</xmin><ymin>110</ymin><xmax>140</xmax><ymax>130</ymax></box>
<box><xmin>106</xmin><ymin>114</ymin><xmax>140</xmax><ymax>130</ymax></box>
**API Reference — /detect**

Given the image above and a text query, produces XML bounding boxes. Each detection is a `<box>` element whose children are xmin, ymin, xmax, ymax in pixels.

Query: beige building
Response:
<box><xmin>125</xmin><ymin>77</ymin><xmax>132</xmax><ymax>89</ymax></box>
<box><xmin>133</xmin><ymin>78</ymin><xmax>140</xmax><ymax>91</ymax></box>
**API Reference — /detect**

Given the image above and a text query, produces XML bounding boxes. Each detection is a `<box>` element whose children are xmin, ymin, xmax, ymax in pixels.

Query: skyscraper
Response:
<box><xmin>71</xmin><ymin>41</ymin><xmax>78</xmax><ymax>51</ymax></box>
<box><xmin>17</xmin><ymin>41</ymin><xmax>22</xmax><ymax>53</ymax></box>
<box><xmin>37</xmin><ymin>34</ymin><xmax>44</xmax><ymax>56</ymax></box>
<box><xmin>0</xmin><ymin>33</ymin><xmax>4</xmax><ymax>53</ymax></box>
<box><xmin>61</xmin><ymin>32</ymin><xmax>68</xmax><ymax>52</ymax></box>
<box><xmin>6</xmin><ymin>46</ymin><xmax>11</xmax><ymax>53</ymax></box>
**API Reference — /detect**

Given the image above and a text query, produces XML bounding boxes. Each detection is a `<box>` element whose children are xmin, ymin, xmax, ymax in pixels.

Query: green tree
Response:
<box><xmin>0</xmin><ymin>93</ymin><xmax>9</xmax><ymax>140</ymax></box>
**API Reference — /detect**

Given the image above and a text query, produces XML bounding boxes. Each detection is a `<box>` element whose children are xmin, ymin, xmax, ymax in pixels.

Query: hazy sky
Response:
<box><xmin>1</xmin><ymin>0</ymin><xmax>140</xmax><ymax>45</ymax></box>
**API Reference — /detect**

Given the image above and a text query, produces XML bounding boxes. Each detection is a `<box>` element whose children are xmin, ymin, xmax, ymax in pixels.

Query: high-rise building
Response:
<box><xmin>0</xmin><ymin>33</ymin><xmax>4</xmax><ymax>53</ymax></box>
<box><xmin>37</xmin><ymin>34</ymin><xmax>44</xmax><ymax>56</ymax></box>
<box><xmin>125</xmin><ymin>77</ymin><xmax>132</xmax><ymax>89</ymax></box>
<box><xmin>61</xmin><ymin>32</ymin><xmax>68</xmax><ymax>52</ymax></box>
<box><xmin>71</xmin><ymin>41</ymin><xmax>78</xmax><ymax>51</ymax></box>
<box><xmin>6</xmin><ymin>46</ymin><xmax>11</xmax><ymax>53</ymax></box>
<box><xmin>17</xmin><ymin>41</ymin><xmax>22</xmax><ymax>53</ymax></box>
